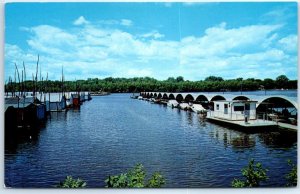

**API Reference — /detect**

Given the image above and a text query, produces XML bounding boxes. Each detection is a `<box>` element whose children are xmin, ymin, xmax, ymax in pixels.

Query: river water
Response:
<box><xmin>5</xmin><ymin>91</ymin><xmax>297</xmax><ymax>188</ymax></box>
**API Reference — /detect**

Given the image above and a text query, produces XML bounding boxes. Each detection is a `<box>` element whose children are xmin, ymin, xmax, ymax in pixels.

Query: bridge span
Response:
<box><xmin>140</xmin><ymin>92</ymin><xmax>298</xmax><ymax>111</ymax></box>
<box><xmin>139</xmin><ymin>92</ymin><xmax>297</xmax><ymax>130</ymax></box>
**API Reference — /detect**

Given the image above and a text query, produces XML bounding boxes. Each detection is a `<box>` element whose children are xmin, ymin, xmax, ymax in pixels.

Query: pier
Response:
<box><xmin>139</xmin><ymin>92</ymin><xmax>298</xmax><ymax>131</ymax></box>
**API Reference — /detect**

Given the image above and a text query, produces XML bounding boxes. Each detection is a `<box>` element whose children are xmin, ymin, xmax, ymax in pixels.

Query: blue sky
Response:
<box><xmin>5</xmin><ymin>2</ymin><xmax>298</xmax><ymax>81</ymax></box>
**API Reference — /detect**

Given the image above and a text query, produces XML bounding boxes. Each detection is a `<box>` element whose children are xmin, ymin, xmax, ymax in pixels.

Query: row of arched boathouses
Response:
<box><xmin>140</xmin><ymin>92</ymin><xmax>298</xmax><ymax>131</ymax></box>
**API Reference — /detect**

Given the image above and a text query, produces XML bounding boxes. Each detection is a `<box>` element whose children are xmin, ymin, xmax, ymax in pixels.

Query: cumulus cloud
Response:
<box><xmin>278</xmin><ymin>35</ymin><xmax>297</xmax><ymax>53</ymax></box>
<box><xmin>5</xmin><ymin>20</ymin><xmax>297</xmax><ymax>81</ymax></box>
<box><xmin>141</xmin><ymin>30</ymin><xmax>165</xmax><ymax>39</ymax></box>
<box><xmin>73</xmin><ymin>16</ymin><xmax>90</xmax><ymax>26</ymax></box>
<box><xmin>120</xmin><ymin>19</ymin><xmax>133</xmax><ymax>26</ymax></box>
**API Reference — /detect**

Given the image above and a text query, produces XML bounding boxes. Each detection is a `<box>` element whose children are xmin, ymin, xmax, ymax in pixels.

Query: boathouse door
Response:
<box><xmin>224</xmin><ymin>104</ymin><xmax>228</xmax><ymax>114</ymax></box>
<box><xmin>245</xmin><ymin>103</ymin><xmax>250</xmax><ymax>118</ymax></box>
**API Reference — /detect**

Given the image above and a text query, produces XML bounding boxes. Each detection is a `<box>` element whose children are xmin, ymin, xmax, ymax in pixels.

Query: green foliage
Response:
<box><xmin>146</xmin><ymin>172</ymin><xmax>166</xmax><ymax>188</ymax></box>
<box><xmin>205</xmin><ymin>76</ymin><xmax>224</xmax><ymax>82</ymax></box>
<box><xmin>276</xmin><ymin>75</ymin><xmax>289</xmax><ymax>89</ymax></box>
<box><xmin>286</xmin><ymin>159</ymin><xmax>297</xmax><ymax>187</ymax></box>
<box><xmin>5</xmin><ymin>75</ymin><xmax>296</xmax><ymax>93</ymax></box>
<box><xmin>105</xmin><ymin>164</ymin><xmax>165</xmax><ymax>188</ymax></box>
<box><xmin>176</xmin><ymin>76</ymin><xmax>184</xmax><ymax>82</ymax></box>
<box><xmin>57</xmin><ymin>176</ymin><xmax>87</xmax><ymax>188</ymax></box>
<box><xmin>232</xmin><ymin>159</ymin><xmax>268</xmax><ymax>188</ymax></box>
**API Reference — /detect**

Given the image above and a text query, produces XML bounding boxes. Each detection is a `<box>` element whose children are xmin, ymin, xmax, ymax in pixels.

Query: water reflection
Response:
<box><xmin>258</xmin><ymin>131</ymin><xmax>297</xmax><ymax>149</ymax></box>
<box><xmin>192</xmin><ymin>115</ymin><xmax>296</xmax><ymax>150</ymax></box>
<box><xmin>187</xmin><ymin>112</ymin><xmax>193</xmax><ymax>126</ymax></box>
<box><xmin>231</xmin><ymin>135</ymin><xmax>255</xmax><ymax>149</ymax></box>
<box><xmin>5</xmin><ymin>121</ymin><xmax>46</xmax><ymax>154</ymax></box>
<box><xmin>223</xmin><ymin>132</ymin><xmax>228</xmax><ymax>148</ymax></box>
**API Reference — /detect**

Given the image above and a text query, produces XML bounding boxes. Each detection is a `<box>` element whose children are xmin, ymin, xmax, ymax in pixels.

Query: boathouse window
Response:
<box><xmin>216</xmin><ymin>104</ymin><xmax>219</xmax><ymax>110</ymax></box>
<box><xmin>234</xmin><ymin>106</ymin><xmax>244</xmax><ymax>112</ymax></box>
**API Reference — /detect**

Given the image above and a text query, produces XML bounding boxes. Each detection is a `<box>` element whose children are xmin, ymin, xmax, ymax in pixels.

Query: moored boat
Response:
<box><xmin>191</xmin><ymin>104</ymin><xmax>207</xmax><ymax>114</ymax></box>
<box><xmin>167</xmin><ymin>100</ymin><xmax>179</xmax><ymax>108</ymax></box>
<box><xmin>179</xmin><ymin>102</ymin><xmax>191</xmax><ymax>111</ymax></box>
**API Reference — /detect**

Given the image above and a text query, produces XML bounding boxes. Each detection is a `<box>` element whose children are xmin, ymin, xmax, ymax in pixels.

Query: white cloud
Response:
<box><xmin>180</xmin><ymin>23</ymin><xmax>282</xmax><ymax>61</ymax></box>
<box><xmin>278</xmin><ymin>35</ymin><xmax>297</xmax><ymax>53</ymax></box>
<box><xmin>73</xmin><ymin>16</ymin><xmax>89</xmax><ymax>26</ymax></box>
<box><xmin>126</xmin><ymin>68</ymin><xmax>153</xmax><ymax>77</ymax></box>
<box><xmin>120</xmin><ymin>19</ymin><xmax>133</xmax><ymax>26</ymax></box>
<box><xmin>262</xmin><ymin>5</ymin><xmax>296</xmax><ymax>24</ymax></box>
<box><xmin>5</xmin><ymin>20</ymin><xmax>297</xmax><ymax>81</ymax></box>
<box><xmin>141</xmin><ymin>30</ymin><xmax>165</xmax><ymax>39</ymax></box>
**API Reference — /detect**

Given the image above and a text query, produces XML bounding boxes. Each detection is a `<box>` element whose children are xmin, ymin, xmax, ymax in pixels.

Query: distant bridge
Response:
<box><xmin>140</xmin><ymin>92</ymin><xmax>298</xmax><ymax>111</ymax></box>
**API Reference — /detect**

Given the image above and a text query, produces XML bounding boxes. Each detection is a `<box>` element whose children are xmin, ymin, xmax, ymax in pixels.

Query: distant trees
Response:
<box><xmin>276</xmin><ymin>75</ymin><xmax>289</xmax><ymax>89</ymax></box>
<box><xmin>5</xmin><ymin>75</ymin><xmax>297</xmax><ymax>93</ymax></box>
<box><xmin>263</xmin><ymin>78</ymin><xmax>275</xmax><ymax>89</ymax></box>
<box><xmin>204</xmin><ymin>76</ymin><xmax>224</xmax><ymax>82</ymax></box>
<box><xmin>176</xmin><ymin>76</ymin><xmax>184</xmax><ymax>82</ymax></box>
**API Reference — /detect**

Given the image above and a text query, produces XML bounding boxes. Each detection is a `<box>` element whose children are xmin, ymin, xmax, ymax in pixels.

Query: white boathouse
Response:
<box><xmin>211</xmin><ymin>100</ymin><xmax>258</xmax><ymax>121</ymax></box>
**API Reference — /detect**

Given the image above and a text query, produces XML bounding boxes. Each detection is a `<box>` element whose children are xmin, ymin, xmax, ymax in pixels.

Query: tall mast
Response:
<box><xmin>14</xmin><ymin>67</ymin><xmax>16</xmax><ymax>97</ymax></box>
<box><xmin>23</xmin><ymin>61</ymin><xmax>26</xmax><ymax>96</ymax></box>
<box><xmin>34</xmin><ymin>54</ymin><xmax>39</xmax><ymax>99</ymax></box>
<box><xmin>15</xmin><ymin>63</ymin><xmax>21</xmax><ymax>97</ymax></box>
<box><xmin>21</xmin><ymin>70</ymin><xmax>23</xmax><ymax>97</ymax></box>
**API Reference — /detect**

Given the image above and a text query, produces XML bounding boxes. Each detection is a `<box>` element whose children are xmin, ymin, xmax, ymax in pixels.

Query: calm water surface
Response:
<box><xmin>5</xmin><ymin>91</ymin><xmax>297</xmax><ymax>188</ymax></box>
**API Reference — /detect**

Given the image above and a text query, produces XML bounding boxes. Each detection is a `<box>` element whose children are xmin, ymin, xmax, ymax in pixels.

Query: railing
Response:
<box><xmin>208</xmin><ymin>111</ymin><xmax>277</xmax><ymax>123</ymax></box>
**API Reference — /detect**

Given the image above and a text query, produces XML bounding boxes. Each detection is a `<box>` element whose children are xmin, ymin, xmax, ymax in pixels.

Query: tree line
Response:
<box><xmin>5</xmin><ymin>75</ymin><xmax>297</xmax><ymax>94</ymax></box>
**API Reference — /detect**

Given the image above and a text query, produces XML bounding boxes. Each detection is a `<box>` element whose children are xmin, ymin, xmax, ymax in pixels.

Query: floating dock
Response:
<box><xmin>206</xmin><ymin>115</ymin><xmax>278</xmax><ymax>131</ymax></box>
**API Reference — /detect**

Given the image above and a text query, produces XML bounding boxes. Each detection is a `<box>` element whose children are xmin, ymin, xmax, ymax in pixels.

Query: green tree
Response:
<box><xmin>166</xmin><ymin>77</ymin><xmax>176</xmax><ymax>82</ymax></box>
<box><xmin>176</xmin><ymin>76</ymin><xmax>184</xmax><ymax>82</ymax></box>
<box><xmin>286</xmin><ymin>159</ymin><xmax>297</xmax><ymax>187</ymax></box>
<box><xmin>57</xmin><ymin>176</ymin><xmax>87</xmax><ymax>188</ymax></box>
<box><xmin>263</xmin><ymin>78</ymin><xmax>275</xmax><ymax>89</ymax></box>
<box><xmin>276</xmin><ymin>75</ymin><xmax>289</xmax><ymax>89</ymax></box>
<box><xmin>232</xmin><ymin>159</ymin><xmax>268</xmax><ymax>188</ymax></box>
<box><xmin>105</xmin><ymin>164</ymin><xmax>165</xmax><ymax>188</ymax></box>
<box><xmin>205</xmin><ymin>76</ymin><xmax>224</xmax><ymax>82</ymax></box>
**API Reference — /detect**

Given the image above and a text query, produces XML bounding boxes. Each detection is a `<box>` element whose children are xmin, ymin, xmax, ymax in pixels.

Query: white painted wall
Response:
<box><xmin>213</xmin><ymin>101</ymin><xmax>257</xmax><ymax>120</ymax></box>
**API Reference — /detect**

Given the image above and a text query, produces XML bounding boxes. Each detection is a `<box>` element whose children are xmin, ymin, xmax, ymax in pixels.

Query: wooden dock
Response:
<box><xmin>207</xmin><ymin>115</ymin><xmax>276</xmax><ymax>127</ymax></box>
<box><xmin>277</xmin><ymin>122</ymin><xmax>298</xmax><ymax>131</ymax></box>
<box><xmin>206</xmin><ymin>115</ymin><xmax>298</xmax><ymax>132</ymax></box>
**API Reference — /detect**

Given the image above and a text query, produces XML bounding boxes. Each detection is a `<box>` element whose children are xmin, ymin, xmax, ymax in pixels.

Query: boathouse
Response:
<box><xmin>5</xmin><ymin>97</ymin><xmax>46</xmax><ymax>129</ymax></box>
<box><xmin>212</xmin><ymin>100</ymin><xmax>257</xmax><ymax>121</ymax></box>
<box><xmin>71</xmin><ymin>94</ymin><xmax>80</xmax><ymax>107</ymax></box>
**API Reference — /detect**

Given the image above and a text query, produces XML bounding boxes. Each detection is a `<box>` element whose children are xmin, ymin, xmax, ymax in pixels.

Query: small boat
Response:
<box><xmin>191</xmin><ymin>104</ymin><xmax>207</xmax><ymax>114</ymax></box>
<box><xmin>179</xmin><ymin>102</ymin><xmax>190</xmax><ymax>111</ymax></box>
<box><xmin>90</xmin><ymin>91</ymin><xmax>111</xmax><ymax>96</ymax></box>
<box><xmin>167</xmin><ymin>100</ymin><xmax>179</xmax><ymax>108</ymax></box>
<box><xmin>138</xmin><ymin>96</ymin><xmax>143</xmax><ymax>100</ymax></box>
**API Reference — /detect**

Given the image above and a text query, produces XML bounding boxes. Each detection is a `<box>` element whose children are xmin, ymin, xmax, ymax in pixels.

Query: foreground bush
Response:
<box><xmin>232</xmin><ymin>159</ymin><xmax>268</xmax><ymax>188</ymax></box>
<box><xmin>286</xmin><ymin>159</ymin><xmax>297</xmax><ymax>186</ymax></box>
<box><xmin>57</xmin><ymin>176</ymin><xmax>87</xmax><ymax>188</ymax></box>
<box><xmin>105</xmin><ymin>163</ymin><xmax>165</xmax><ymax>188</ymax></box>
